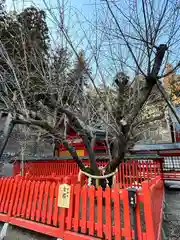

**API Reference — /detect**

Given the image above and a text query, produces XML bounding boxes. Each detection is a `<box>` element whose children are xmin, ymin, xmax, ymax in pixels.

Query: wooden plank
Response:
<box><xmin>26</xmin><ymin>181</ymin><xmax>35</xmax><ymax>219</ymax></box>
<box><xmin>81</xmin><ymin>186</ymin><xmax>88</xmax><ymax>233</ymax></box>
<box><xmin>12</xmin><ymin>179</ymin><xmax>23</xmax><ymax>216</ymax></box>
<box><xmin>52</xmin><ymin>184</ymin><xmax>59</xmax><ymax>226</ymax></box>
<box><xmin>64</xmin><ymin>231</ymin><xmax>99</xmax><ymax>240</ymax></box>
<box><xmin>59</xmin><ymin>206</ymin><xmax>66</xmax><ymax>238</ymax></box>
<box><xmin>0</xmin><ymin>178</ymin><xmax>11</xmax><ymax>212</ymax></box>
<box><xmin>21</xmin><ymin>180</ymin><xmax>31</xmax><ymax>218</ymax></box>
<box><xmin>96</xmin><ymin>187</ymin><xmax>103</xmax><ymax>238</ymax></box>
<box><xmin>7</xmin><ymin>177</ymin><xmax>18</xmax><ymax>217</ymax></box>
<box><xmin>73</xmin><ymin>184</ymin><xmax>81</xmax><ymax>232</ymax></box>
<box><xmin>0</xmin><ymin>178</ymin><xmax>6</xmax><ymax>206</ymax></box>
<box><xmin>36</xmin><ymin>181</ymin><xmax>45</xmax><ymax>221</ymax></box>
<box><xmin>16</xmin><ymin>179</ymin><xmax>26</xmax><ymax>217</ymax></box>
<box><xmin>4</xmin><ymin>178</ymin><xmax>14</xmax><ymax>213</ymax></box>
<box><xmin>66</xmin><ymin>184</ymin><xmax>74</xmax><ymax>230</ymax></box>
<box><xmin>89</xmin><ymin>186</ymin><xmax>95</xmax><ymax>235</ymax></box>
<box><xmin>122</xmin><ymin>190</ymin><xmax>132</xmax><ymax>240</ymax></box>
<box><xmin>31</xmin><ymin>181</ymin><xmax>40</xmax><ymax>221</ymax></box>
<box><xmin>142</xmin><ymin>181</ymin><xmax>155</xmax><ymax>240</ymax></box>
<box><xmin>9</xmin><ymin>217</ymin><xmax>60</xmax><ymax>238</ymax></box>
<box><xmin>47</xmin><ymin>181</ymin><xmax>56</xmax><ymax>225</ymax></box>
<box><xmin>112</xmin><ymin>188</ymin><xmax>121</xmax><ymax>240</ymax></box>
<box><xmin>105</xmin><ymin>187</ymin><xmax>112</xmax><ymax>240</ymax></box>
<box><xmin>136</xmin><ymin>194</ymin><xmax>143</xmax><ymax>240</ymax></box>
<box><xmin>41</xmin><ymin>181</ymin><xmax>50</xmax><ymax>223</ymax></box>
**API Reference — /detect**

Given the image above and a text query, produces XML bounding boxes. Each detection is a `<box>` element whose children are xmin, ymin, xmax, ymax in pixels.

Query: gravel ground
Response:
<box><xmin>163</xmin><ymin>186</ymin><xmax>180</xmax><ymax>240</ymax></box>
<box><xmin>0</xmin><ymin>223</ymin><xmax>56</xmax><ymax>240</ymax></box>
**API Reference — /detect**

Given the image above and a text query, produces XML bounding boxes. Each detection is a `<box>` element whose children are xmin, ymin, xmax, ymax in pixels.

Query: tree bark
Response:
<box><xmin>0</xmin><ymin>122</ymin><xmax>15</xmax><ymax>160</ymax></box>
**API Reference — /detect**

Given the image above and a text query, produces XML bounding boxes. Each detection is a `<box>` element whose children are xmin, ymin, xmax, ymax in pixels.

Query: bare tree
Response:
<box><xmin>0</xmin><ymin>0</ymin><xmax>180</xmax><ymax>187</ymax></box>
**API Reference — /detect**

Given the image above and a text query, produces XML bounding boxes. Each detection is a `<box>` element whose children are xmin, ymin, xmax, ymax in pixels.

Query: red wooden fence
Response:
<box><xmin>13</xmin><ymin>160</ymin><xmax>107</xmax><ymax>176</ymax></box>
<box><xmin>13</xmin><ymin>159</ymin><xmax>163</xmax><ymax>188</ymax></box>
<box><xmin>0</xmin><ymin>175</ymin><xmax>163</xmax><ymax>240</ymax></box>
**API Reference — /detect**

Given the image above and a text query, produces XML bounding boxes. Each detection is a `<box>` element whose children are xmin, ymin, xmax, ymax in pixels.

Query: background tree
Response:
<box><xmin>0</xmin><ymin>0</ymin><xmax>180</xmax><ymax>187</ymax></box>
<box><xmin>0</xmin><ymin>6</ymin><xmax>49</xmax><ymax>96</ymax></box>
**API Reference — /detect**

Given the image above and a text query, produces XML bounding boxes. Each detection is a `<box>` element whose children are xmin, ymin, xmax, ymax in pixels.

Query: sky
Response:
<box><xmin>5</xmin><ymin>0</ymin><xmax>180</xmax><ymax>81</ymax></box>
<box><xmin>5</xmin><ymin>0</ymin><xmax>97</xmax><ymax>54</ymax></box>
<box><xmin>5</xmin><ymin>1</ymin><xmax>89</xmax><ymax>29</ymax></box>
<box><xmin>5</xmin><ymin>0</ymin><xmax>95</xmax><ymax>26</ymax></box>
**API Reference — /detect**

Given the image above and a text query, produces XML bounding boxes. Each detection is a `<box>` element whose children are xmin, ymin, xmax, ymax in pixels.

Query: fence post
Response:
<box><xmin>159</xmin><ymin>158</ymin><xmax>164</xmax><ymax>180</ymax></box>
<box><xmin>128</xmin><ymin>188</ymin><xmax>138</xmax><ymax>240</ymax></box>
<box><xmin>58</xmin><ymin>177</ymin><xmax>71</xmax><ymax>238</ymax></box>
<box><xmin>142</xmin><ymin>181</ymin><xmax>155</xmax><ymax>240</ymax></box>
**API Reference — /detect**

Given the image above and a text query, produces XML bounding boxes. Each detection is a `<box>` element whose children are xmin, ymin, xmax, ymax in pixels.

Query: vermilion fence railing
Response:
<box><xmin>142</xmin><ymin>177</ymin><xmax>164</xmax><ymax>240</ymax></box>
<box><xmin>13</xmin><ymin>159</ymin><xmax>163</xmax><ymax>188</ymax></box>
<box><xmin>13</xmin><ymin>160</ymin><xmax>107</xmax><ymax>176</ymax></box>
<box><xmin>0</xmin><ymin>175</ymin><xmax>163</xmax><ymax>240</ymax></box>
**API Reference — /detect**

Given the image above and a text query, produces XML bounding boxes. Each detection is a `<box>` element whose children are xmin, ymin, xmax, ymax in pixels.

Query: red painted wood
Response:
<box><xmin>52</xmin><ymin>184</ymin><xmax>59</xmax><ymax>226</ymax></box>
<box><xmin>16</xmin><ymin>179</ymin><xmax>26</xmax><ymax>217</ymax></box>
<box><xmin>47</xmin><ymin>181</ymin><xmax>55</xmax><ymax>225</ymax></box>
<box><xmin>112</xmin><ymin>188</ymin><xmax>121</xmax><ymax>240</ymax></box>
<box><xmin>142</xmin><ymin>180</ymin><xmax>155</xmax><ymax>240</ymax></box>
<box><xmin>136</xmin><ymin>193</ymin><xmax>143</xmax><ymax>239</ymax></box>
<box><xmin>4</xmin><ymin>178</ymin><xmax>14</xmax><ymax>213</ymax></box>
<box><xmin>0</xmin><ymin>213</ymin><xmax>9</xmax><ymax>222</ymax></box>
<box><xmin>96</xmin><ymin>187</ymin><xmax>103</xmax><ymax>238</ymax></box>
<box><xmin>12</xmin><ymin>179</ymin><xmax>23</xmax><ymax>216</ymax></box>
<box><xmin>0</xmin><ymin>178</ymin><xmax>7</xmax><ymax>205</ymax></box>
<box><xmin>66</xmin><ymin>185</ymin><xmax>74</xmax><ymax>230</ymax></box>
<box><xmin>0</xmin><ymin>177</ymin><xmax>11</xmax><ymax>212</ymax></box>
<box><xmin>122</xmin><ymin>190</ymin><xmax>132</xmax><ymax>240</ymax></box>
<box><xmin>105</xmin><ymin>187</ymin><xmax>112</xmax><ymax>240</ymax></box>
<box><xmin>7</xmin><ymin>177</ymin><xmax>19</xmax><ymax>217</ymax></box>
<box><xmin>41</xmin><ymin>181</ymin><xmax>50</xmax><ymax>223</ymax></box>
<box><xmin>36</xmin><ymin>181</ymin><xmax>45</xmax><ymax>221</ymax></box>
<box><xmin>64</xmin><ymin>231</ymin><xmax>99</xmax><ymax>240</ymax></box>
<box><xmin>88</xmin><ymin>186</ymin><xmax>95</xmax><ymax>235</ymax></box>
<box><xmin>21</xmin><ymin>180</ymin><xmax>31</xmax><ymax>218</ymax></box>
<box><xmin>31</xmin><ymin>181</ymin><xmax>40</xmax><ymax>221</ymax></box>
<box><xmin>26</xmin><ymin>181</ymin><xmax>35</xmax><ymax>219</ymax></box>
<box><xmin>74</xmin><ymin>184</ymin><xmax>81</xmax><ymax>232</ymax></box>
<box><xmin>122</xmin><ymin>163</ymin><xmax>125</xmax><ymax>188</ymax></box>
<box><xmin>0</xmin><ymin>175</ymin><xmax>164</xmax><ymax>240</ymax></box>
<box><xmin>9</xmin><ymin>217</ymin><xmax>60</xmax><ymax>238</ymax></box>
<box><xmin>81</xmin><ymin>186</ymin><xmax>88</xmax><ymax>233</ymax></box>
<box><xmin>59</xmin><ymin>207</ymin><xmax>66</xmax><ymax>237</ymax></box>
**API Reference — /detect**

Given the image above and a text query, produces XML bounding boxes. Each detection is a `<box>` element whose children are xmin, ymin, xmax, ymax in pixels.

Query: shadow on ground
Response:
<box><xmin>0</xmin><ymin>223</ymin><xmax>56</xmax><ymax>240</ymax></box>
<box><xmin>163</xmin><ymin>185</ymin><xmax>180</xmax><ymax>240</ymax></box>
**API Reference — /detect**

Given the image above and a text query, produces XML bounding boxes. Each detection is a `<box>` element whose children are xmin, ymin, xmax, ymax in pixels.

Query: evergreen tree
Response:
<box><xmin>0</xmin><ymin>6</ymin><xmax>49</xmax><ymax>94</ymax></box>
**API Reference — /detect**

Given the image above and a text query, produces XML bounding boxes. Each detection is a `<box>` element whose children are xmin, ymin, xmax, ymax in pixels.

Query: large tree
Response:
<box><xmin>1</xmin><ymin>0</ymin><xmax>180</xmax><ymax>187</ymax></box>
<box><xmin>0</xmin><ymin>6</ymin><xmax>49</xmax><ymax>93</ymax></box>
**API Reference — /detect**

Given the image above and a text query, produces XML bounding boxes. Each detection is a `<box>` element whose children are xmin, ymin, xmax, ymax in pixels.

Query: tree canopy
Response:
<box><xmin>0</xmin><ymin>0</ymin><xmax>180</xmax><ymax>186</ymax></box>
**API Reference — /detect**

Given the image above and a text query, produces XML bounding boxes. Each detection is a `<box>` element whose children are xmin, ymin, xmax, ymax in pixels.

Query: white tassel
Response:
<box><xmin>120</xmin><ymin>119</ymin><xmax>127</xmax><ymax>126</ymax></box>
<box><xmin>0</xmin><ymin>222</ymin><xmax>9</xmax><ymax>240</ymax></box>
<box><xmin>78</xmin><ymin>170</ymin><xmax>82</xmax><ymax>182</ymax></box>
<box><xmin>88</xmin><ymin>177</ymin><xmax>92</xmax><ymax>186</ymax></box>
<box><xmin>106</xmin><ymin>178</ymin><xmax>109</xmax><ymax>187</ymax></box>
